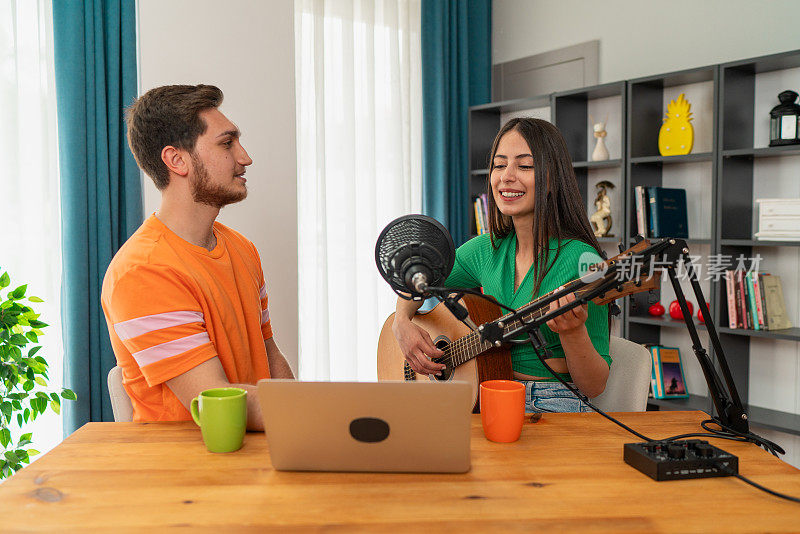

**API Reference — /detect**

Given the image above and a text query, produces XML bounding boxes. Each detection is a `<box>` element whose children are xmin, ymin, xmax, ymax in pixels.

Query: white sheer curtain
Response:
<box><xmin>0</xmin><ymin>0</ymin><xmax>62</xmax><ymax>454</ymax></box>
<box><xmin>295</xmin><ymin>0</ymin><xmax>422</xmax><ymax>381</ymax></box>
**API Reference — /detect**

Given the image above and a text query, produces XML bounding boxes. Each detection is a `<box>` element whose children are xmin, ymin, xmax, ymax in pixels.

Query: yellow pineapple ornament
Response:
<box><xmin>658</xmin><ymin>93</ymin><xmax>694</xmax><ymax>156</ymax></box>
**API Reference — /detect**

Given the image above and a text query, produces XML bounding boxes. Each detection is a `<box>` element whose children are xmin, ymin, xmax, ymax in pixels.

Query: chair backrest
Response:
<box><xmin>107</xmin><ymin>365</ymin><xmax>134</xmax><ymax>422</ymax></box>
<box><xmin>592</xmin><ymin>336</ymin><xmax>652</xmax><ymax>412</ymax></box>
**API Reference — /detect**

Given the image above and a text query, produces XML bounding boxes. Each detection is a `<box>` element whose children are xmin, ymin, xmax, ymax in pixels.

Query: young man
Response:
<box><xmin>101</xmin><ymin>84</ymin><xmax>294</xmax><ymax>431</ymax></box>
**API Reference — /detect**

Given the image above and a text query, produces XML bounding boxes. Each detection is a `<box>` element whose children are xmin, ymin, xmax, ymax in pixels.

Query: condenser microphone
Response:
<box><xmin>375</xmin><ymin>214</ymin><xmax>455</xmax><ymax>299</ymax></box>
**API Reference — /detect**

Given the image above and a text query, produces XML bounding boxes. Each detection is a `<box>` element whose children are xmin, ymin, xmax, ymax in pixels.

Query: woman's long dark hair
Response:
<box><xmin>486</xmin><ymin>118</ymin><xmax>604</xmax><ymax>298</ymax></box>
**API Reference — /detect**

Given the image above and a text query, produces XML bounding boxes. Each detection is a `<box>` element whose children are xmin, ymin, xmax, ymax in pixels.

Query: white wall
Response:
<box><xmin>493</xmin><ymin>0</ymin><xmax>800</xmax><ymax>84</ymax></box>
<box><xmin>136</xmin><ymin>0</ymin><xmax>298</xmax><ymax>372</ymax></box>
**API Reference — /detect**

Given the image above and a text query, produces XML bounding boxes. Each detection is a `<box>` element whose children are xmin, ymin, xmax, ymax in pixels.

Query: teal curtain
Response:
<box><xmin>53</xmin><ymin>0</ymin><xmax>142</xmax><ymax>435</ymax></box>
<box><xmin>421</xmin><ymin>0</ymin><xmax>491</xmax><ymax>246</ymax></box>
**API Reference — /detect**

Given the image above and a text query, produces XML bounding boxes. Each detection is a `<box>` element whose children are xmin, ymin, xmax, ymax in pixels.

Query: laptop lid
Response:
<box><xmin>257</xmin><ymin>380</ymin><xmax>472</xmax><ymax>473</ymax></box>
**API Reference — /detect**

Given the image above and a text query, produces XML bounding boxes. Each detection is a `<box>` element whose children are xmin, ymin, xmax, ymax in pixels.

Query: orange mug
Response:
<box><xmin>480</xmin><ymin>380</ymin><xmax>526</xmax><ymax>443</ymax></box>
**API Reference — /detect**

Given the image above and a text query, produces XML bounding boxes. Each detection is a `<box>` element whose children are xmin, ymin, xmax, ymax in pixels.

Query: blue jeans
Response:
<box><xmin>520</xmin><ymin>381</ymin><xmax>592</xmax><ymax>413</ymax></box>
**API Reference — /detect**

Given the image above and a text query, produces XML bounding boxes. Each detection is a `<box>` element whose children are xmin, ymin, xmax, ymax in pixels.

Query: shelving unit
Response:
<box><xmin>712</xmin><ymin>50</ymin><xmax>800</xmax><ymax>435</ymax></box>
<box><xmin>466</xmin><ymin>49</ymin><xmax>800</xmax><ymax>436</ymax></box>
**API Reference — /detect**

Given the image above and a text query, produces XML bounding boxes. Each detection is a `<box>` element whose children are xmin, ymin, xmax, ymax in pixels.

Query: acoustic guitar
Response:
<box><xmin>376</xmin><ymin>239</ymin><xmax>661</xmax><ymax>410</ymax></box>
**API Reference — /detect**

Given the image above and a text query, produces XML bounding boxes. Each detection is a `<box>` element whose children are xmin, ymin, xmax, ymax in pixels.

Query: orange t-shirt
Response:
<box><xmin>101</xmin><ymin>215</ymin><xmax>272</xmax><ymax>422</ymax></box>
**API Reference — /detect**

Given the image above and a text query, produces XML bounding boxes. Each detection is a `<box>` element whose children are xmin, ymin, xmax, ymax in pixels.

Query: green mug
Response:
<box><xmin>190</xmin><ymin>387</ymin><xmax>247</xmax><ymax>453</ymax></box>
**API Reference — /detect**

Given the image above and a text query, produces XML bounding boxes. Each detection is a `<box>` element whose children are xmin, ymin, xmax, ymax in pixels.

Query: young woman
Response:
<box><xmin>392</xmin><ymin>118</ymin><xmax>611</xmax><ymax>413</ymax></box>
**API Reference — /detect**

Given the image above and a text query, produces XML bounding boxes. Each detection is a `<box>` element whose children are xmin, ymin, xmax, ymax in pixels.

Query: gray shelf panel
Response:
<box><xmin>748</xmin><ymin>406</ymin><xmax>800</xmax><ymax>437</ymax></box>
<box><xmin>718</xmin><ymin>326</ymin><xmax>800</xmax><ymax>342</ymax></box>
<box><xmin>631</xmin><ymin>153</ymin><xmax>713</xmax><ymax>164</ymax></box>
<box><xmin>628</xmin><ymin>315</ymin><xmax>707</xmax><ymax>330</ymax></box>
<box><xmin>647</xmin><ymin>394</ymin><xmax>710</xmax><ymax>413</ymax></box>
<box><xmin>555</xmin><ymin>81</ymin><xmax>626</xmax><ymax>100</ymax></box>
<box><xmin>572</xmin><ymin>159</ymin><xmax>622</xmax><ymax>169</ymax></box>
<box><xmin>721</xmin><ymin>239</ymin><xmax>800</xmax><ymax>247</ymax></box>
<box><xmin>470</xmin><ymin>95</ymin><xmax>551</xmax><ymax>113</ymax></box>
<box><xmin>723</xmin><ymin>146</ymin><xmax>800</xmax><ymax>159</ymax></box>
<box><xmin>628</xmin><ymin>238</ymin><xmax>712</xmax><ymax>245</ymax></box>
<box><xmin>470</xmin><ymin>169</ymin><xmax>489</xmax><ymax>176</ymax></box>
<box><xmin>630</xmin><ymin>65</ymin><xmax>716</xmax><ymax>88</ymax></box>
<box><xmin>723</xmin><ymin>50</ymin><xmax>800</xmax><ymax>75</ymax></box>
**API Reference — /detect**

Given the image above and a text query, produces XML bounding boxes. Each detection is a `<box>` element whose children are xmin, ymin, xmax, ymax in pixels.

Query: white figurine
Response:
<box><xmin>591</xmin><ymin>116</ymin><xmax>610</xmax><ymax>162</ymax></box>
<box><xmin>590</xmin><ymin>180</ymin><xmax>615</xmax><ymax>237</ymax></box>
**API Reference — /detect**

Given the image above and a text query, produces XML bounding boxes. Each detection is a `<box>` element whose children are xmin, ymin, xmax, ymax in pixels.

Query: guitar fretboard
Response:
<box><xmin>440</xmin><ymin>285</ymin><xmax>595</xmax><ymax>369</ymax></box>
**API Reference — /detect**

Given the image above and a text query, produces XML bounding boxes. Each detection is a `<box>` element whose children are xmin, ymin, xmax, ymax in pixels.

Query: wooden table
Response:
<box><xmin>1</xmin><ymin>411</ymin><xmax>798</xmax><ymax>532</ymax></box>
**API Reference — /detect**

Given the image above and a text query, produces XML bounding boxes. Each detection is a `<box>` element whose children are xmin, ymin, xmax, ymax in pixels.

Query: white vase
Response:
<box><xmin>592</xmin><ymin>137</ymin><xmax>609</xmax><ymax>161</ymax></box>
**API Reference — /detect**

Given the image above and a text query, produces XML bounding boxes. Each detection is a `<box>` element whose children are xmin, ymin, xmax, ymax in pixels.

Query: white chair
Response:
<box><xmin>107</xmin><ymin>365</ymin><xmax>134</xmax><ymax>422</ymax></box>
<box><xmin>592</xmin><ymin>336</ymin><xmax>652</xmax><ymax>412</ymax></box>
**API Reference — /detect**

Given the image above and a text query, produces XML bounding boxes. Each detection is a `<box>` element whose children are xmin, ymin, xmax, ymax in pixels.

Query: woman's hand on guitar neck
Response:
<box><xmin>546</xmin><ymin>287</ymin><xmax>589</xmax><ymax>338</ymax></box>
<box><xmin>392</xmin><ymin>316</ymin><xmax>446</xmax><ymax>376</ymax></box>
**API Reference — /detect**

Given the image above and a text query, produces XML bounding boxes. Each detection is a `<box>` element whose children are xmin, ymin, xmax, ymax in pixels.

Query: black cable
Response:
<box><xmin>526</xmin><ymin>332</ymin><xmax>656</xmax><ymax>443</ymax></box>
<box><xmin>714</xmin><ymin>462</ymin><xmax>800</xmax><ymax>503</ymax></box>
<box><xmin>431</xmin><ymin>282</ymin><xmax>800</xmax><ymax>503</ymax></box>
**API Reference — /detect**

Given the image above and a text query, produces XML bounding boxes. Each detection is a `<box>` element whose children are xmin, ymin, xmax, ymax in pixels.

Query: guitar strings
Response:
<box><xmin>435</xmin><ymin>284</ymin><xmax>595</xmax><ymax>370</ymax></box>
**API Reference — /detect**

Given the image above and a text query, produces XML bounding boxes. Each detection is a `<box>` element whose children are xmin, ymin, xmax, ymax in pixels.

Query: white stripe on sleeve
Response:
<box><xmin>132</xmin><ymin>332</ymin><xmax>211</xmax><ymax>367</ymax></box>
<box><xmin>114</xmin><ymin>310</ymin><xmax>204</xmax><ymax>341</ymax></box>
<box><xmin>261</xmin><ymin>308</ymin><xmax>270</xmax><ymax>324</ymax></box>
<box><xmin>259</xmin><ymin>283</ymin><xmax>267</xmax><ymax>300</ymax></box>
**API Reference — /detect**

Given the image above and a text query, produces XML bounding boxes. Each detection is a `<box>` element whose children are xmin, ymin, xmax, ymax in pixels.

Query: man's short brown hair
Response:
<box><xmin>125</xmin><ymin>84</ymin><xmax>223</xmax><ymax>189</ymax></box>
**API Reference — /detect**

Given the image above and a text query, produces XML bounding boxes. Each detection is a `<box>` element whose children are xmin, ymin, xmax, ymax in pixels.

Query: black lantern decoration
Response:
<box><xmin>769</xmin><ymin>90</ymin><xmax>800</xmax><ymax>146</ymax></box>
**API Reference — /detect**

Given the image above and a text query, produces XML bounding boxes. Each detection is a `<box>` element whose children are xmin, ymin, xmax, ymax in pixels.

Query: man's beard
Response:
<box><xmin>190</xmin><ymin>153</ymin><xmax>247</xmax><ymax>209</ymax></box>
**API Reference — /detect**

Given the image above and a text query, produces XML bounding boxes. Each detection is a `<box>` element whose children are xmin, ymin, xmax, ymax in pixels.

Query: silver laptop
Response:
<box><xmin>257</xmin><ymin>380</ymin><xmax>472</xmax><ymax>473</ymax></box>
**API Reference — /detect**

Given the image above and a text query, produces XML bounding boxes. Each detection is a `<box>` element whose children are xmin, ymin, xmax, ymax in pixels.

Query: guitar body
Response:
<box><xmin>377</xmin><ymin>294</ymin><xmax>513</xmax><ymax>411</ymax></box>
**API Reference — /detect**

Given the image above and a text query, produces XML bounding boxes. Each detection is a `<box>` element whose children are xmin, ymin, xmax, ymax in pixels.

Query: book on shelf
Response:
<box><xmin>473</xmin><ymin>194</ymin><xmax>490</xmax><ymax>236</ymax></box>
<box><xmin>647</xmin><ymin>187</ymin><xmax>689</xmax><ymax>239</ymax></box>
<box><xmin>632</xmin><ymin>186</ymin><xmax>689</xmax><ymax>239</ymax></box>
<box><xmin>634</xmin><ymin>186</ymin><xmax>649</xmax><ymax>237</ymax></box>
<box><xmin>760</xmin><ymin>275</ymin><xmax>793</xmax><ymax>330</ymax></box>
<box><xmin>745</xmin><ymin>272</ymin><xmax>760</xmax><ymax>331</ymax></box>
<box><xmin>725</xmin><ymin>270</ymin><xmax>737</xmax><ymax>329</ymax></box>
<box><xmin>648</xmin><ymin>345</ymin><xmax>689</xmax><ymax>399</ymax></box>
<box><xmin>473</xmin><ymin>198</ymin><xmax>484</xmax><ymax>235</ymax></box>
<box><xmin>724</xmin><ymin>270</ymin><xmax>792</xmax><ymax>331</ymax></box>
<box><xmin>752</xmin><ymin>273</ymin><xmax>765</xmax><ymax>329</ymax></box>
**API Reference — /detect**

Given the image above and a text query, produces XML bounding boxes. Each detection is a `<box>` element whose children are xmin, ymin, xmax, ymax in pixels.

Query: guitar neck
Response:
<box><xmin>443</xmin><ymin>284</ymin><xmax>595</xmax><ymax>368</ymax></box>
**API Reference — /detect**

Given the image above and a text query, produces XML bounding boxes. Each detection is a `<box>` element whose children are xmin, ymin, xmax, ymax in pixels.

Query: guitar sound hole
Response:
<box><xmin>432</xmin><ymin>339</ymin><xmax>451</xmax><ymax>381</ymax></box>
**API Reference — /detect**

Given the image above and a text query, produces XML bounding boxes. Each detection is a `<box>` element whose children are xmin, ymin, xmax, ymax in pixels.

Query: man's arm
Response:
<box><xmin>265</xmin><ymin>337</ymin><xmax>295</xmax><ymax>379</ymax></box>
<box><xmin>166</xmin><ymin>357</ymin><xmax>265</xmax><ymax>431</ymax></box>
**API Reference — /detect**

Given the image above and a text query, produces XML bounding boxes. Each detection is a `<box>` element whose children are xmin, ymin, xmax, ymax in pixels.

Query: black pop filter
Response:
<box><xmin>375</xmin><ymin>214</ymin><xmax>456</xmax><ymax>299</ymax></box>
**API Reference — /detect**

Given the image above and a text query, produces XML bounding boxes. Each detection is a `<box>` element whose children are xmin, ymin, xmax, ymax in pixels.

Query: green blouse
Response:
<box><xmin>444</xmin><ymin>233</ymin><xmax>611</xmax><ymax>380</ymax></box>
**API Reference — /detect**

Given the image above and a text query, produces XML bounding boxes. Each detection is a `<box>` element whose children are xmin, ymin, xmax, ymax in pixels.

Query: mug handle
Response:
<box><xmin>190</xmin><ymin>397</ymin><xmax>201</xmax><ymax>426</ymax></box>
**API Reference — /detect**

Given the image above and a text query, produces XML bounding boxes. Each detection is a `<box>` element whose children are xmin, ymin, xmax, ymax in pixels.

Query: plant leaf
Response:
<box><xmin>10</xmin><ymin>285</ymin><xmax>27</xmax><ymax>299</ymax></box>
<box><xmin>0</xmin><ymin>428</ymin><xmax>10</xmax><ymax>448</ymax></box>
<box><xmin>0</xmin><ymin>402</ymin><xmax>11</xmax><ymax>421</ymax></box>
<box><xmin>4</xmin><ymin>451</ymin><xmax>18</xmax><ymax>463</ymax></box>
<box><xmin>35</xmin><ymin>376</ymin><xmax>47</xmax><ymax>387</ymax></box>
<box><xmin>28</xmin><ymin>296</ymin><xmax>43</xmax><ymax>303</ymax></box>
<box><xmin>50</xmin><ymin>400</ymin><xmax>60</xmax><ymax>415</ymax></box>
<box><xmin>27</xmin><ymin>449</ymin><xmax>39</xmax><ymax>456</ymax></box>
<box><xmin>61</xmin><ymin>389</ymin><xmax>77</xmax><ymax>401</ymax></box>
<box><xmin>27</xmin><ymin>346</ymin><xmax>41</xmax><ymax>357</ymax></box>
<box><xmin>9</xmin><ymin>334</ymin><xmax>27</xmax><ymax>346</ymax></box>
<box><xmin>0</xmin><ymin>272</ymin><xmax>9</xmax><ymax>288</ymax></box>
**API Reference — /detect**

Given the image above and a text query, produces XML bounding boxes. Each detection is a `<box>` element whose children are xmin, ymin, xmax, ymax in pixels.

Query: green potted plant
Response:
<box><xmin>0</xmin><ymin>270</ymin><xmax>75</xmax><ymax>479</ymax></box>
